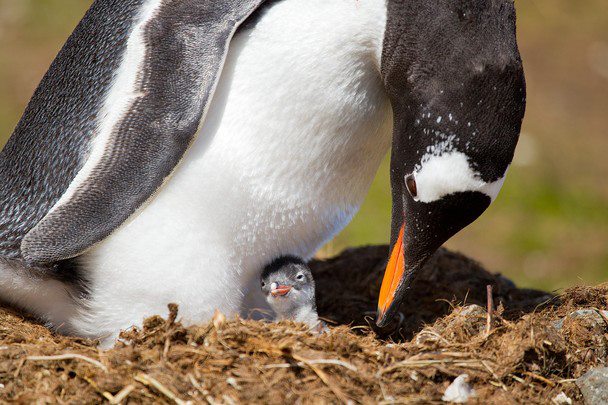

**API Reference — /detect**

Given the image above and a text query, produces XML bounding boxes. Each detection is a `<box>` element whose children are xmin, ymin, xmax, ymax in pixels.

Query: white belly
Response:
<box><xmin>43</xmin><ymin>0</ymin><xmax>392</xmax><ymax>340</ymax></box>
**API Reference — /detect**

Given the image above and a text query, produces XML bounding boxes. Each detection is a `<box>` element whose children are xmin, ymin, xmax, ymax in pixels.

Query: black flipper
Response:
<box><xmin>0</xmin><ymin>0</ymin><xmax>266</xmax><ymax>264</ymax></box>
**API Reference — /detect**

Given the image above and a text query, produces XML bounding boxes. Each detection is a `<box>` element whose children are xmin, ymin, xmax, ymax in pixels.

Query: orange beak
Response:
<box><xmin>271</xmin><ymin>285</ymin><xmax>292</xmax><ymax>297</ymax></box>
<box><xmin>377</xmin><ymin>224</ymin><xmax>405</xmax><ymax>325</ymax></box>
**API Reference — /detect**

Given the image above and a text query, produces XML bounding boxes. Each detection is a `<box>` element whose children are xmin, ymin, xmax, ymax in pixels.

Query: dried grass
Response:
<box><xmin>0</xmin><ymin>246</ymin><xmax>606</xmax><ymax>403</ymax></box>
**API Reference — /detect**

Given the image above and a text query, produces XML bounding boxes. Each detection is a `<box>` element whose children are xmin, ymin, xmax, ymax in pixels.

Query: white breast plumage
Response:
<box><xmin>0</xmin><ymin>0</ymin><xmax>391</xmax><ymax>344</ymax></box>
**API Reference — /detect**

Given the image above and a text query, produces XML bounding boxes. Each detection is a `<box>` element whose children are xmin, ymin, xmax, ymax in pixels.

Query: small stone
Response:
<box><xmin>452</xmin><ymin>305</ymin><xmax>487</xmax><ymax>335</ymax></box>
<box><xmin>551</xmin><ymin>392</ymin><xmax>572</xmax><ymax>405</ymax></box>
<box><xmin>442</xmin><ymin>374</ymin><xmax>476</xmax><ymax>403</ymax></box>
<box><xmin>554</xmin><ymin>309</ymin><xmax>608</xmax><ymax>362</ymax></box>
<box><xmin>553</xmin><ymin>309</ymin><xmax>608</xmax><ymax>331</ymax></box>
<box><xmin>576</xmin><ymin>367</ymin><xmax>608</xmax><ymax>405</ymax></box>
<box><xmin>458</xmin><ymin>304</ymin><xmax>486</xmax><ymax>317</ymax></box>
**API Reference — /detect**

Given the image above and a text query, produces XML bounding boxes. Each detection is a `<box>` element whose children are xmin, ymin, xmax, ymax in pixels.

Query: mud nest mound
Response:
<box><xmin>1</xmin><ymin>246</ymin><xmax>607</xmax><ymax>403</ymax></box>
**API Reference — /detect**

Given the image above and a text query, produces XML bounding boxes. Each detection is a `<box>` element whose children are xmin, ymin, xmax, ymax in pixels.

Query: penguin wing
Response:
<box><xmin>1</xmin><ymin>0</ymin><xmax>266</xmax><ymax>264</ymax></box>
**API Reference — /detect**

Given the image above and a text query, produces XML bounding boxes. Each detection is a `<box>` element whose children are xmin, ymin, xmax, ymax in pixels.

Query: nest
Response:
<box><xmin>1</xmin><ymin>246</ymin><xmax>606</xmax><ymax>403</ymax></box>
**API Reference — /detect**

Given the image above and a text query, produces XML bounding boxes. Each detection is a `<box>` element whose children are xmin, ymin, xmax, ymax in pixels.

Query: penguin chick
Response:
<box><xmin>261</xmin><ymin>256</ymin><xmax>327</xmax><ymax>332</ymax></box>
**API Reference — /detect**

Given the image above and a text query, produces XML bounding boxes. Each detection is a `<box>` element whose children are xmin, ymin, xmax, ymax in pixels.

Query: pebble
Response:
<box><xmin>442</xmin><ymin>374</ymin><xmax>476</xmax><ymax>403</ymax></box>
<box><xmin>458</xmin><ymin>304</ymin><xmax>486</xmax><ymax>317</ymax></box>
<box><xmin>553</xmin><ymin>309</ymin><xmax>608</xmax><ymax>331</ymax></box>
<box><xmin>552</xmin><ymin>391</ymin><xmax>572</xmax><ymax>405</ymax></box>
<box><xmin>576</xmin><ymin>367</ymin><xmax>608</xmax><ymax>405</ymax></box>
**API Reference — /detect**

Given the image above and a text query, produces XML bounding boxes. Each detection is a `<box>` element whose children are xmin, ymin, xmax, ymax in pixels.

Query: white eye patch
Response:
<box><xmin>412</xmin><ymin>151</ymin><xmax>507</xmax><ymax>203</ymax></box>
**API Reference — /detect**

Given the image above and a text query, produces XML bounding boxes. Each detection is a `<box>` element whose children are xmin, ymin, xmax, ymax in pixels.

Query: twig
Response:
<box><xmin>416</xmin><ymin>330</ymin><xmax>450</xmax><ymax>344</ymax></box>
<box><xmin>97</xmin><ymin>348</ymin><xmax>108</xmax><ymax>369</ymax></box>
<box><xmin>163</xmin><ymin>337</ymin><xmax>171</xmax><ymax>360</ymax></box>
<box><xmin>135</xmin><ymin>373</ymin><xmax>188</xmax><ymax>405</ymax></box>
<box><xmin>13</xmin><ymin>357</ymin><xmax>26</xmax><ymax>378</ymax></box>
<box><xmin>440</xmin><ymin>352</ymin><xmax>478</xmax><ymax>358</ymax></box>
<box><xmin>303</xmin><ymin>358</ymin><xmax>358</xmax><ymax>371</ymax></box>
<box><xmin>26</xmin><ymin>353</ymin><xmax>108</xmax><ymax>372</ymax></box>
<box><xmin>82</xmin><ymin>376</ymin><xmax>115</xmax><ymax>402</ymax></box>
<box><xmin>463</xmin><ymin>289</ymin><xmax>470</xmax><ymax>306</ymax></box>
<box><xmin>486</xmin><ymin>285</ymin><xmax>494</xmax><ymax>336</ymax></box>
<box><xmin>167</xmin><ymin>303</ymin><xmax>179</xmax><ymax>325</ymax></box>
<box><xmin>263</xmin><ymin>358</ymin><xmax>358</xmax><ymax>372</ymax></box>
<box><xmin>509</xmin><ymin>374</ymin><xmax>527</xmax><ymax>385</ymax></box>
<box><xmin>187</xmin><ymin>374</ymin><xmax>210</xmax><ymax>397</ymax></box>
<box><xmin>523</xmin><ymin>371</ymin><xmax>556</xmax><ymax>387</ymax></box>
<box><xmin>435</xmin><ymin>298</ymin><xmax>456</xmax><ymax>309</ymax></box>
<box><xmin>187</xmin><ymin>374</ymin><xmax>216</xmax><ymax>405</ymax></box>
<box><xmin>222</xmin><ymin>394</ymin><xmax>237</xmax><ymax>405</ymax></box>
<box><xmin>110</xmin><ymin>385</ymin><xmax>136</xmax><ymax>404</ymax></box>
<box><xmin>379</xmin><ymin>358</ymin><xmax>488</xmax><ymax>375</ymax></box>
<box><xmin>481</xmin><ymin>360</ymin><xmax>507</xmax><ymax>392</ymax></box>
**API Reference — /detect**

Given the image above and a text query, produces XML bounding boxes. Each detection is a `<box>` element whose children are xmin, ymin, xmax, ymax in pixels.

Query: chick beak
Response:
<box><xmin>271</xmin><ymin>284</ymin><xmax>292</xmax><ymax>297</ymax></box>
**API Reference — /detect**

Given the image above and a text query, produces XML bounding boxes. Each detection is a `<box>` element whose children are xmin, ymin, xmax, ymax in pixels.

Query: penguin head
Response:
<box><xmin>261</xmin><ymin>256</ymin><xmax>317</xmax><ymax>320</ymax></box>
<box><xmin>377</xmin><ymin>0</ymin><xmax>526</xmax><ymax>326</ymax></box>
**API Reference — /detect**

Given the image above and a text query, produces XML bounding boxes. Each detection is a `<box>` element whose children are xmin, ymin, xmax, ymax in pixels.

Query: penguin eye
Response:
<box><xmin>261</xmin><ymin>281</ymin><xmax>266</xmax><ymax>288</ymax></box>
<box><xmin>406</xmin><ymin>174</ymin><xmax>418</xmax><ymax>198</ymax></box>
<box><xmin>296</xmin><ymin>274</ymin><xmax>305</xmax><ymax>281</ymax></box>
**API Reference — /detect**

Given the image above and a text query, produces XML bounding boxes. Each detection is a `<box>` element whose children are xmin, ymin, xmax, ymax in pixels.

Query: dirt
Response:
<box><xmin>0</xmin><ymin>246</ymin><xmax>606</xmax><ymax>404</ymax></box>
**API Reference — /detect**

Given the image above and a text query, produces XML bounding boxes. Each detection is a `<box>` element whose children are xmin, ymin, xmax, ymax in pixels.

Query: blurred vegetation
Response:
<box><xmin>0</xmin><ymin>0</ymin><xmax>607</xmax><ymax>291</ymax></box>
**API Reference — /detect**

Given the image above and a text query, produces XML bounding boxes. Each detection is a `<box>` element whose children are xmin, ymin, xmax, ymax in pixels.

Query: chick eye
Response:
<box><xmin>406</xmin><ymin>174</ymin><xmax>418</xmax><ymax>198</ymax></box>
<box><xmin>261</xmin><ymin>282</ymin><xmax>266</xmax><ymax>288</ymax></box>
<box><xmin>296</xmin><ymin>274</ymin><xmax>305</xmax><ymax>281</ymax></box>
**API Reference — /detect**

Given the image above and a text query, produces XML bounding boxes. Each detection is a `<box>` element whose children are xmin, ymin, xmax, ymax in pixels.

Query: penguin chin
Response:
<box><xmin>267</xmin><ymin>289</ymin><xmax>308</xmax><ymax>316</ymax></box>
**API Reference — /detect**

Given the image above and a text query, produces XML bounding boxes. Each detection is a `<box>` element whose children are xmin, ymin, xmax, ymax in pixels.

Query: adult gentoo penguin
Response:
<box><xmin>0</xmin><ymin>0</ymin><xmax>525</xmax><ymax>344</ymax></box>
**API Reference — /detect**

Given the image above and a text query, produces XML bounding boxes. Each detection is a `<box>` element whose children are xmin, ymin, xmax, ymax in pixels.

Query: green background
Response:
<box><xmin>1</xmin><ymin>0</ymin><xmax>606</xmax><ymax>291</ymax></box>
